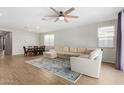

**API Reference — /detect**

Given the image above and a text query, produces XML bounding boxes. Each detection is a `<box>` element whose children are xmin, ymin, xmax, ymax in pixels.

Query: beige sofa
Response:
<box><xmin>43</xmin><ymin>47</ymin><xmax>103</xmax><ymax>78</ymax></box>
<box><xmin>54</xmin><ymin>47</ymin><xmax>95</xmax><ymax>58</ymax></box>
<box><xmin>43</xmin><ymin>49</ymin><xmax>57</xmax><ymax>58</ymax></box>
<box><xmin>70</xmin><ymin>48</ymin><xmax>103</xmax><ymax>78</ymax></box>
<box><xmin>43</xmin><ymin>46</ymin><xmax>96</xmax><ymax>59</ymax></box>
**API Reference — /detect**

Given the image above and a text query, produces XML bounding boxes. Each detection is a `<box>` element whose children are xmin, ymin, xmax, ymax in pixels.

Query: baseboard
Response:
<box><xmin>102</xmin><ymin>61</ymin><xmax>115</xmax><ymax>64</ymax></box>
<box><xmin>102</xmin><ymin>58</ymin><xmax>115</xmax><ymax>64</ymax></box>
<box><xmin>12</xmin><ymin>54</ymin><xmax>23</xmax><ymax>56</ymax></box>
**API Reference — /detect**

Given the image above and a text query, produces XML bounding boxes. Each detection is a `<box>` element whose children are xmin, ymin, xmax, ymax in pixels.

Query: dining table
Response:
<box><xmin>25</xmin><ymin>46</ymin><xmax>45</xmax><ymax>56</ymax></box>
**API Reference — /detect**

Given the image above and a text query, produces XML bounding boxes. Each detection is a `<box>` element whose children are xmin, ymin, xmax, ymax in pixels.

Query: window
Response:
<box><xmin>44</xmin><ymin>34</ymin><xmax>54</xmax><ymax>46</ymax></box>
<box><xmin>98</xmin><ymin>26</ymin><xmax>115</xmax><ymax>48</ymax></box>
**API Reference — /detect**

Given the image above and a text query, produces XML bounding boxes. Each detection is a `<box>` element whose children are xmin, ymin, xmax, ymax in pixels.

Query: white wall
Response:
<box><xmin>12</xmin><ymin>31</ymin><xmax>40</xmax><ymax>55</ymax></box>
<box><xmin>40</xmin><ymin>20</ymin><xmax>117</xmax><ymax>63</ymax></box>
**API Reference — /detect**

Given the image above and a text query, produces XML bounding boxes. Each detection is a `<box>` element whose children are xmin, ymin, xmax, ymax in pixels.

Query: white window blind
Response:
<box><xmin>44</xmin><ymin>34</ymin><xmax>54</xmax><ymax>46</ymax></box>
<box><xmin>98</xmin><ymin>26</ymin><xmax>115</xmax><ymax>48</ymax></box>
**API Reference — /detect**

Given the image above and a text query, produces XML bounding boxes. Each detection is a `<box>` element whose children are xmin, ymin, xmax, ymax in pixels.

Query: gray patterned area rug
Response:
<box><xmin>26</xmin><ymin>57</ymin><xmax>81</xmax><ymax>83</ymax></box>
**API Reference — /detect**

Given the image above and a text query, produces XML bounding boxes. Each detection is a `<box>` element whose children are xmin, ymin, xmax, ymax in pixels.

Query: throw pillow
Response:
<box><xmin>89</xmin><ymin>49</ymin><xmax>101</xmax><ymax>60</ymax></box>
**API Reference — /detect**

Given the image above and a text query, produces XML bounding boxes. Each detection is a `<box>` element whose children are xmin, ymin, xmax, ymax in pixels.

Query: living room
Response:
<box><xmin>1</xmin><ymin>0</ymin><xmax>124</xmax><ymax>93</ymax></box>
<box><xmin>0</xmin><ymin>7</ymin><xmax>124</xmax><ymax>85</ymax></box>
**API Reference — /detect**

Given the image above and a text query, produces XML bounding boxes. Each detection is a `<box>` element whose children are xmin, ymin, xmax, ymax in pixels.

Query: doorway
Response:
<box><xmin>0</xmin><ymin>31</ymin><xmax>12</xmax><ymax>56</ymax></box>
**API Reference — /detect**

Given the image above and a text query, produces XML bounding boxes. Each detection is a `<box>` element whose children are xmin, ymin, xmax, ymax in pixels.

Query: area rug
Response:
<box><xmin>25</xmin><ymin>57</ymin><xmax>81</xmax><ymax>83</ymax></box>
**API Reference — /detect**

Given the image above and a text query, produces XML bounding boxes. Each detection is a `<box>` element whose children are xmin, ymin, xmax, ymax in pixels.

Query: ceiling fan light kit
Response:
<box><xmin>59</xmin><ymin>16</ymin><xmax>64</xmax><ymax>20</ymax></box>
<box><xmin>46</xmin><ymin>7</ymin><xmax>79</xmax><ymax>23</ymax></box>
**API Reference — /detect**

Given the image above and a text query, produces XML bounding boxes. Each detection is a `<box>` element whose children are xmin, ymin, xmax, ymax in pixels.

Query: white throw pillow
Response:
<box><xmin>50</xmin><ymin>49</ymin><xmax>56</xmax><ymax>52</ymax></box>
<box><xmin>89</xmin><ymin>49</ymin><xmax>101</xmax><ymax>60</ymax></box>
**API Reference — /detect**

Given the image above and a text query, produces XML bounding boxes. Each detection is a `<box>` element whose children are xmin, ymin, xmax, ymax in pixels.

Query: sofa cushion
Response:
<box><xmin>85</xmin><ymin>48</ymin><xmax>95</xmax><ymax>54</ymax></box>
<box><xmin>79</xmin><ymin>54</ymin><xmax>89</xmax><ymax>58</ymax></box>
<box><xmin>65</xmin><ymin>52</ymin><xmax>80</xmax><ymax>56</ymax></box>
<box><xmin>55</xmin><ymin>47</ymin><xmax>63</xmax><ymax>52</ymax></box>
<box><xmin>57</xmin><ymin>51</ymin><xmax>65</xmax><ymax>55</ymax></box>
<box><xmin>77</xmin><ymin>48</ymin><xmax>86</xmax><ymax>53</ymax></box>
<box><xmin>55</xmin><ymin>47</ymin><xmax>59</xmax><ymax>51</ymax></box>
<box><xmin>70</xmin><ymin>48</ymin><xmax>77</xmax><ymax>53</ymax></box>
<box><xmin>49</xmin><ymin>49</ymin><xmax>57</xmax><ymax>54</ymax></box>
<box><xmin>89</xmin><ymin>48</ymin><xmax>101</xmax><ymax>60</ymax></box>
<box><xmin>63</xmin><ymin>47</ymin><xmax>69</xmax><ymax>52</ymax></box>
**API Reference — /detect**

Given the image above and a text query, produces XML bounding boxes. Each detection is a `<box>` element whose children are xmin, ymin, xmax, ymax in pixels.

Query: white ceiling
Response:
<box><xmin>0</xmin><ymin>7</ymin><xmax>122</xmax><ymax>33</ymax></box>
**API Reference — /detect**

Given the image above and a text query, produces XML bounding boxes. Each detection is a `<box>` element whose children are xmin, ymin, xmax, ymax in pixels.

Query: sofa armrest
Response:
<box><xmin>70</xmin><ymin>57</ymin><xmax>102</xmax><ymax>78</ymax></box>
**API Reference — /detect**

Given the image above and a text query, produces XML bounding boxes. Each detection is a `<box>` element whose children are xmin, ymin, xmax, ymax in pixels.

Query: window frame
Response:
<box><xmin>44</xmin><ymin>34</ymin><xmax>54</xmax><ymax>47</ymax></box>
<box><xmin>97</xmin><ymin>26</ymin><xmax>115</xmax><ymax>48</ymax></box>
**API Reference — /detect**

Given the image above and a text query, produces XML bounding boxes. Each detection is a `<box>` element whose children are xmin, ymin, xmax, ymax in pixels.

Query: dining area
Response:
<box><xmin>23</xmin><ymin>45</ymin><xmax>45</xmax><ymax>56</ymax></box>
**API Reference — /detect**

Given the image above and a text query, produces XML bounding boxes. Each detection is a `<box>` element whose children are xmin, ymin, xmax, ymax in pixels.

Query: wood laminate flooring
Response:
<box><xmin>0</xmin><ymin>55</ymin><xmax>124</xmax><ymax>85</ymax></box>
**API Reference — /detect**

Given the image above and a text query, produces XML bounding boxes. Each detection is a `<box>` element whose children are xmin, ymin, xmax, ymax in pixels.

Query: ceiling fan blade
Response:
<box><xmin>64</xmin><ymin>7</ymin><xmax>75</xmax><ymax>15</ymax></box>
<box><xmin>64</xmin><ymin>18</ymin><xmax>68</xmax><ymax>23</ymax></box>
<box><xmin>43</xmin><ymin>15</ymin><xmax>58</xmax><ymax>20</ymax></box>
<box><xmin>50</xmin><ymin>7</ymin><xmax>60</xmax><ymax>15</ymax></box>
<box><xmin>54</xmin><ymin>18</ymin><xmax>59</xmax><ymax>22</ymax></box>
<box><xmin>65</xmin><ymin>15</ymin><xmax>78</xmax><ymax>18</ymax></box>
<box><xmin>45</xmin><ymin>16</ymin><xmax>58</xmax><ymax>17</ymax></box>
<box><xmin>45</xmin><ymin>16</ymin><xmax>58</xmax><ymax>19</ymax></box>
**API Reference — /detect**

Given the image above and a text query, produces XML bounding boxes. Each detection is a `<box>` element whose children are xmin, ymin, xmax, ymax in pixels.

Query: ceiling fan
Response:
<box><xmin>45</xmin><ymin>7</ymin><xmax>78</xmax><ymax>23</ymax></box>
